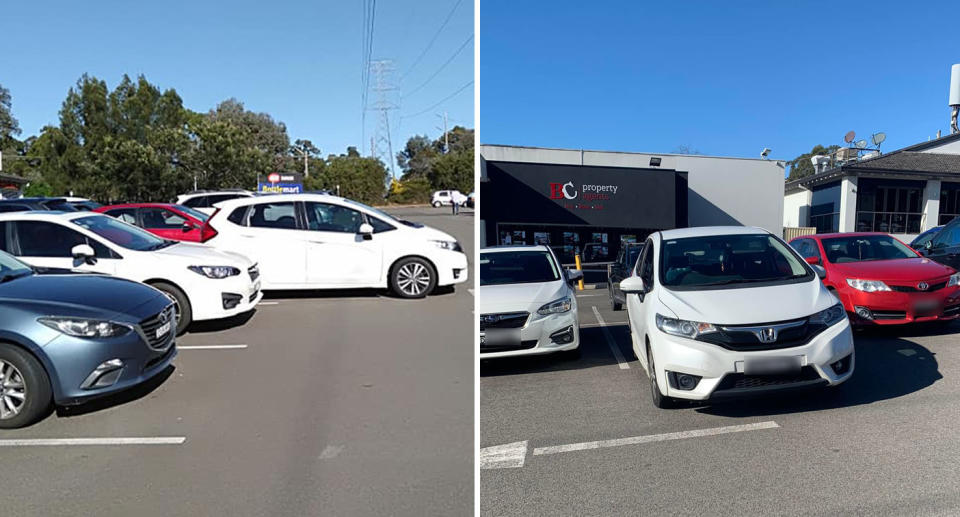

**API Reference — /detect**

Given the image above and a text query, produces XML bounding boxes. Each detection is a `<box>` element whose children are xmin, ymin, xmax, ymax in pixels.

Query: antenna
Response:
<box><xmin>950</xmin><ymin>64</ymin><xmax>960</xmax><ymax>134</ymax></box>
<box><xmin>843</xmin><ymin>131</ymin><xmax>856</xmax><ymax>144</ymax></box>
<box><xmin>871</xmin><ymin>132</ymin><xmax>886</xmax><ymax>147</ymax></box>
<box><xmin>855</xmin><ymin>139</ymin><xmax>868</xmax><ymax>149</ymax></box>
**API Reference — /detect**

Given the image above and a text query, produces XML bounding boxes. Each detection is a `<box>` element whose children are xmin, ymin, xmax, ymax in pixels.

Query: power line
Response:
<box><xmin>405</xmin><ymin>34</ymin><xmax>473</xmax><ymax>98</ymax></box>
<box><xmin>361</xmin><ymin>0</ymin><xmax>377</xmax><ymax>153</ymax></box>
<box><xmin>401</xmin><ymin>0</ymin><xmax>464</xmax><ymax>81</ymax></box>
<box><xmin>403</xmin><ymin>80</ymin><xmax>473</xmax><ymax>119</ymax></box>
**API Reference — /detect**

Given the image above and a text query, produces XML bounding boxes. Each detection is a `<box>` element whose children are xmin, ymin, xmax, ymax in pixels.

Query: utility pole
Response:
<box><xmin>368</xmin><ymin>59</ymin><xmax>398</xmax><ymax>180</ymax></box>
<box><xmin>436</xmin><ymin>112</ymin><xmax>449</xmax><ymax>154</ymax></box>
<box><xmin>292</xmin><ymin>147</ymin><xmax>309</xmax><ymax>177</ymax></box>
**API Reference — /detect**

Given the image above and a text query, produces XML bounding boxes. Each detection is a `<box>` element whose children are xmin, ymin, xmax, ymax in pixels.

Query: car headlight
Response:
<box><xmin>655</xmin><ymin>314</ymin><xmax>717</xmax><ymax>339</ymax></box>
<box><xmin>537</xmin><ymin>296</ymin><xmax>572</xmax><ymax>315</ymax></box>
<box><xmin>188</xmin><ymin>265</ymin><xmax>241</xmax><ymax>279</ymax></box>
<box><xmin>845</xmin><ymin>278</ymin><xmax>891</xmax><ymax>292</ymax></box>
<box><xmin>38</xmin><ymin>317</ymin><xmax>132</xmax><ymax>338</ymax></box>
<box><xmin>809</xmin><ymin>302</ymin><xmax>846</xmax><ymax>326</ymax></box>
<box><xmin>948</xmin><ymin>273</ymin><xmax>960</xmax><ymax>287</ymax></box>
<box><xmin>432</xmin><ymin>240</ymin><xmax>463</xmax><ymax>252</ymax></box>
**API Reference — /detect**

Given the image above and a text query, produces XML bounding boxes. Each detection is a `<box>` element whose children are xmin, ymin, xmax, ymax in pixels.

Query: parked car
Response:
<box><xmin>621</xmin><ymin>226</ymin><xmax>853</xmax><ymax>408</ymax></box>
<box><xmin>95</xmin><ymin>203</ymin><xmax>215</xmax><ymax>243</ymax></box>
<box><xmin>0</xmin><ymin>197</ymin><xmax>77</xmax><ymax>213</ymax></box>
<box><xmin>431</xmin><ymin>190</ymin><xmax>463</xmax><ymax>208</ymax></box>
<box><xmin>0</xmin><ymin>250</ymin><xmax>176</xmax><ymax>428</ymax></box>
<box><xmin>466</xmin><ymin>192</ymin><xmax>476</xmax><ymax>209</ymax></box>
<box><xmin>63</xmin><ymin>197</ymin><xmax>103</xmax><ymax>211</ymax></box>
<box><xmin>920</xmin><ymin>216</ymin><xmax>960</xmax><ymax>270</ymax></box>
<box><xmin>478</xmin><ymin>245</ymin><xmax>583</xmax><ymax>359</ymax></box>
<box><xmin>204</xmin><ymin>193</ymin><xmax>468</xmax><ymax>297</ymax></box>
<box><xmin>910</xmin><ymin>225</ymin><xmax>943</xmax><ymax>250</ymax></box>
<box><xmin>0</xmin><ymin>211</ymin><xmax>261</xmax><ymax>334</ymax></box>
<box><xmin>607</xmin><ymin>242</ymin><xmax>644</xmax><ymax>310</ymax></box>
<box><xmin>175</xmin><ymin>190</ymin><xmax>255</xmax><ymax>215</ymax></box>
<box><xmin>792</xmin><ymin>232</ymin><xmax>960</xmax><ymax>324</ymax></box>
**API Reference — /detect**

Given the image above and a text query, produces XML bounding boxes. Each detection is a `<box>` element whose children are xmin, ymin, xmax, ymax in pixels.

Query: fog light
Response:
<box><xmin>81</xmin><ymin>358</ymin><xmax>124</xmax><ymax>389</ymax></box>
<box><xmin>222</xmin><ymin>293</ymin><xmax>242</xmax><ymax>309</ymax></box>
<box><xmin>453</xmin><ymin>269</ymin><xmax>461</xmax><ymax>279</ymax></box>
<box><xmin>550</xmin><ymin>326</ymin><xmax>575</xmax><ymax>344</ymax></box>
<box><xmin>666</xmin><ymin>371</ymin><xmax>702</xmax><ymax>391</ymax></box>
<box><xmin>854</xmin><ymin>306</ymin><xmax>873</xmax><ymax>320</ymax></box>
<box><xmin>831</xmin><ymin>354</ymin><xmax>852</xmax><ymax>375</ymax></box>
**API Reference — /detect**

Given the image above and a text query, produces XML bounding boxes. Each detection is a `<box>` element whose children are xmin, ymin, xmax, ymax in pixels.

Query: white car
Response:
<box><xmin>176</xmin><ymin>190</ymin><xmax>255</xmax><ymax>215</ymax></box>
<box><xmin>0</xmin><ymin>211</ymin><xmax>262</xmax><ymax>334</ymax></box>
<box><xmin>431</xmin><ymin>190</ymin><xmax>463</xmax><ymax>208</ymax></box>
<box><xmin>619</xmin><ymin>226</ymin><xmax>854</xmax><ymax>408</ymax></box>
<box><xmin>478</xmin><ymin>245</ymin><xmax>583</xmax><ymax>358</ymax></box>
<box><xmin>203</xmin><ymin>193</ymin><xmax>468</xmax><ymax>297</ymax></box>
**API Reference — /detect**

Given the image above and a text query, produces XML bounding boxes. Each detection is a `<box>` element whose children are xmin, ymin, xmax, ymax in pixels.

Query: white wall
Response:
<box><xmin>783</xmin><ymin>190</ymin><xmax>811</xmax><ymax>227</ymax></box>
<box><xmin>919</xmin><ymin>139</ymin><xmax>960</xmax><ymax>154</ymax></box>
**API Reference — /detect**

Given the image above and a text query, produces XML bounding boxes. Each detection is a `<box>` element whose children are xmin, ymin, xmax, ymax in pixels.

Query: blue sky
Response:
<box><xmin>480</xmin><ymin>0</ymin><xmax>959</xmax><ymax>172</ymax></box>
<box><xmin>1</xmin><ymin>0</ymin><xmax>473</xmax><ymax>165</ymax></box>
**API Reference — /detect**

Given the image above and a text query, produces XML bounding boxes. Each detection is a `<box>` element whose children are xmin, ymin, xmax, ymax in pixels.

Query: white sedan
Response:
<box><xmin>0</xmin><ymin>211</ymin><xmax>261</xmax><ymax>334</ymax></box>
<box><xmin>203</xmin><ymin>193</ymin><xmax>468</xmax><ymax>297</ymax></box>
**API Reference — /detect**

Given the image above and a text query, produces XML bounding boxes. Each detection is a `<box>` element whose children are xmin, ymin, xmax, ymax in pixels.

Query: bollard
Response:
<box><xmin>574</xmin><ymin>253</ymin><xmax>584</xmax><ymax>291</ymax></box>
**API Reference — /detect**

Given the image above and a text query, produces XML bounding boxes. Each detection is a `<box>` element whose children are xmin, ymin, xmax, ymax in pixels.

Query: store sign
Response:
<box><xmin>258</xmin><ymin>172</ymin><xmax>303</xmax><ymax>194</ymax></box>
<box><xmin>549</xmin><ymin>181</ymin><xmax>619</xmax><ymax>203</ymax></box>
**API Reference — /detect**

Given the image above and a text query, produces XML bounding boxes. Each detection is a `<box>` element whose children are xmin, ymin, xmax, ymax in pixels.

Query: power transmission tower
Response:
<box><xmin>368</xmin><ymin>59</ymin><xmax>398</xmax><ymax>180</ymax></box>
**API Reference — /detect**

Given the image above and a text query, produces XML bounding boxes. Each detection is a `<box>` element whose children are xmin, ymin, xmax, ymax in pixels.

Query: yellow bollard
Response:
<box><xmin>574</xmin><ymin>253</ymin><xmax>584</xmax><ymax>291</ymax></box>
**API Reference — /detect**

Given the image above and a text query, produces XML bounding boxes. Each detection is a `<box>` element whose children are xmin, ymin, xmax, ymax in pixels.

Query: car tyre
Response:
<box><xmin>610</xmin><ymin>289</ymin><xmax>622</xmax><ymax>311</ymax></box>
<box><xmin>0</xmin><ymin>344</ymin><xmax>52</xmax><ymax>429</ymax></box>
<box><xmin>647</xmin><ymin>343</ymin><xmax>676</xmax><ymax>409</ymax></box>
<box><xmin>432</xmin><ymin>201</ymin><xmax>442</xmax><ymax>208</ymax></box>
<box><xmin>150</xmin><ymin>282</ymin><xmax>192</xmax><ymax>335</ymax></box>
<box><xmin>390</xmin><ymin>257</ymin><xmax>437</xmax><ymax>298</ymax></box>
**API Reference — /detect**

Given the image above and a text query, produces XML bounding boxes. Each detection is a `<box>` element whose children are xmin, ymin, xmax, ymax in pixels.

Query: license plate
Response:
<box><xmin>743</xmin><ymin>356</ymin><xmax>801</xmax><ymax>375</ymax></box>
<box><xmin>480</xmin><ymin>329</ymin><xmax>520</xmax><ymax>348</ymax></box>
<box><xmin>156</xmin><ymin>321</ymin><xmax>172</xmax><ymax>339</ymax></box>
<box><xmin>914</xmin><ymin>299</ymin><xmax>939</xmax><ymax>312</ymax></box>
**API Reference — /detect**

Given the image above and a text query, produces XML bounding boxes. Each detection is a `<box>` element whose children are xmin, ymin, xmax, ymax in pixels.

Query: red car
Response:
<box><xmin>94</xmin><ymin>203</ymin><xmax>217</xmax><ymax>243</ymax></box>
<box><xmin>790</xmin><ymin>232</ymin><xmax>960</xmax><ymax>325</ymax></box>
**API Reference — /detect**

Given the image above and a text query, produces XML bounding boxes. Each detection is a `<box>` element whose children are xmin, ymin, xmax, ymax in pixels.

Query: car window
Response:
<box><xmin>14</xmin><ymin>221</ymin><xmax>112</xmax><ymax>258</ymax></box>
<box><xmin>175</xmin><ymin>205</ymin><xmax>209</xmax><ymax>222</ymax></box>
<box><xmin>660</xmin><ymin>234</ymin><xmax>810</xmax><ymax>289</ymax></box>
<box><xmin>182</xmin><ymin>196</ymin><xmax>209</xmax><ymax>208</ymax></box>
<box><xmin>367</xmin><ymin>216</ymin><xmax>396</xmax><ymax>233</ymax></box>
<box><xmin>142</xmin><ymin>208</ymin><xmax>187</xmax><ymax>229</ymax></box>
<box><xmin>821</xmin><ymin>235</ymin><xmax>917</xmax><ymax>263</ymax></box>
<box><xmin>932</xmin><ymin>221</ymin><xmax>960</xmax><ymax>248</ymax></box>
<box><xmin>639</xmin><ymin>241</ymin><xmax>655</xmax><ymax>286</ymax></box>
<box><xmin>480</xmin><ymin>250</ymin><xmax>561</xmax><ymax>286</ymax></box>
<box><xmin>249</xmin><ymin>202</ymin><xmax>298</xmax><ymax>229</ymax></box>
<box><xmin>105</xmin><ymin>208</ymin><xmax>138</xmax><ymax>225</ymax></box>
<box><xmin>0</xmin><ymin>204</ymin><xmax>30</xmax><ymax>213</ymax></box>
<box><xmin>227</xmin><ymin>206</ymin><xmax>248</xmax><ymax>226</ymax></box>
<box><xmin>304</xmin><ymin>202</ymin><xmax>364</xmax><ymax>233</ymax></box>
<box><xmin>208</xmin><ymin>194</ymin><xmax>245</xmax><ymax>205</ymax></box>
<box><xmin>73</xmin><ymin>215</ymin><xmax>170</xmax><ymax>252</ymax></box>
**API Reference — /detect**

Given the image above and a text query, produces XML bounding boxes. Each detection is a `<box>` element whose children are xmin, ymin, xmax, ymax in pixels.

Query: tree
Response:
<box><xmin>308</xmin><ymin>149</ymin><xmax>388</xmax><ymax>204</ymax></box>
<box><xmin>429</xmin><ymin>147</ymin><xmax>473</xmax><ymax>193</ymax></box>
<box><xmin>787</xmin><ymin>144</ymin><xmax>840</xmax><ymax>181</ymax></box>
<box><xmin>396</xmin><ymin>135</ymin><xmax>436</xmax><ymax>180</ymax></box>
<box><xmin>0</xmin><ymin>84</ymin><xmax>21</xmax><ymax>149</ymax></box>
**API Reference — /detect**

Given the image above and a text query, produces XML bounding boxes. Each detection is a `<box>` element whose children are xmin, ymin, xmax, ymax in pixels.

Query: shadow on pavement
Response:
<box><xmin>55</xmin><ymin>365</ymin><xmax>176</xmax><ymax>418</ymax></box>
<box><xmin>481</xmin><ymin>325</ymin><xmax>635</xmax><ymax>377</ymax></box>
<box><xmin>187</xmin><ymin>309</ymin><xmax>256</xmax><ymax>333</ymax></box>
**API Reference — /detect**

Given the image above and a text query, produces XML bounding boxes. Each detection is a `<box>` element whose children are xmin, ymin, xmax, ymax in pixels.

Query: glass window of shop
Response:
<box><xmin>855</xmin><ymin>178</ymin><xmax>923</xmax><ymax>234</ymax></box>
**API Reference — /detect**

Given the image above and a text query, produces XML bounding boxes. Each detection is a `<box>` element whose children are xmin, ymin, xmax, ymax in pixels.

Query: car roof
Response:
<box><xmin>659</xmin><ymin>226</ymin><xmax>770</xmax><ymax>240</ymax></box>
<box><xmin>99</xmin><ymin>202</ymin><xmax>179</xmax><ymax>209</ymax></box>
<box><xmin>0</xmin><ymin>210</ymin><xmax>99</xmax><ymax>221</ymax></box>
<box><xmin>211</xmin><ymin>192</ymin><xmax>348</xmax><ymax>210</ymax></box>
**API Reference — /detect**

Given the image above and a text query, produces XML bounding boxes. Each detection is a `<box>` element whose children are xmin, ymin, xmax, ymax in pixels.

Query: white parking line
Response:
<box><xmin>575</xmin><ymin>294</ymin><xmax>605</xmax><ymax>298</ymax></box>
<box><xmin>591</xmin><ymin>306</ymin><xmax>629</xmax><ymax>370</ymax></box>
<box><xmin>178</xmin><ymin>344</ymin><xmax>248</xmax><ymax>350</ymax></box>
<box><xmin>479</xmin><ymin>441</ymin><xmax>528</xmax><ymax>469</ymax></box>
<box><xmin>532</xmin><ymin>421</ymin><xmax>780</xmax><ymax>457</ymax></box>
<box><xmin>580</xmin><ymin>321</ymin><xmax>628</xmax><ymax>329</ymax></box>
<box><xmin>258</xmin><ymin>301</ymin><xmax>280</xmax><ymax>306</ymax></box>
<box><xmin>467</xmin><ymin>289</ymin><xmax>474</xmax><ymax>296</ymax></box>
<box><xmin>0</xmin><ymin>437</ymin><xmax>186</xmax><ymax>446</ymax></box>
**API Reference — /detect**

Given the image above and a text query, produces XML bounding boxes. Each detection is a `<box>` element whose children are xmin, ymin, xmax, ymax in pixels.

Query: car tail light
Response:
<box><xmin>200</xmin><ymin>209</ymin><xmax>220</xmax><ymax>242</ymax></box>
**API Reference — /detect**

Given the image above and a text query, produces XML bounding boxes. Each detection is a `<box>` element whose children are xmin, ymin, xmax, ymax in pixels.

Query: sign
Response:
<box><xmin>258</xmin><ymin>172</ymin><xmax>303</xmax><ymax>194</ymax></box>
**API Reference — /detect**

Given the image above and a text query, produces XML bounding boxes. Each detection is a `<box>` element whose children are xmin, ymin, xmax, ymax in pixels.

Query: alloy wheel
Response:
<box><xmin>397</xmin><ymin>262</ymin><xmax>432</xmax><ymax>296</ymax></box>
<box><xmin>0</xmin><ymin>360</ymin><xmax>27</xmax><ymax>420</ymax></box>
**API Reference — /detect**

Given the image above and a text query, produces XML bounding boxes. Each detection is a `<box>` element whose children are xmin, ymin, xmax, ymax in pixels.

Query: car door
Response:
<box><xmin>141</xmin><ymin>207</ymin><xmax>199</xmax><ymax>241</ymax></box>
<box><xmin>625</xmin><ymin>239</ymin><xmax>655</xmax><ymax>346</ymax></box>
<box><xmin>10</xmin><ymin>220</ymin><xmax>118</xmax><ymax>274</ymax></box>
<box><xmin>925</xmin><ymin>223</ymin><xmax>960</xmax><ymax>269</ymax></box>
<box><xmin>226</xmin><ymin>201</ymin><xmax>308</xmax><ymax>286</ymax></box>
<box><xmin>301</xmin><ymin>201</ymin><xmax>383</xmax><ymax>286</ymax></box>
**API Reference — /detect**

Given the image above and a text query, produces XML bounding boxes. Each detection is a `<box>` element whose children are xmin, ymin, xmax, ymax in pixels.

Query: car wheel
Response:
<box><xmin>150</xmin><ymin>282</ymin><xmax>192</xmax><ymax>335</ymax></box>
<box><xmin>390</xmin><ymin>257</ymin><xmax>437</xmax><ymax>298</ymax></box>
<box><xmin>610</xmin><ymin>289</ymin><xmax>622</xmax><ymax>311</ymax></box>
<box><xmin>432</xmin><ymin>201</ymin><xmax>442</xmax><ymax>208</ymax></box>
<box><xmin>647</xmin><ymin>343</ymin><xmax>676</xmax><ymax>409</ymax></box>
<box><xmin>0</xmin><ymin>344</ymin><xmax>52</xmax><ymax>429</ymax></box>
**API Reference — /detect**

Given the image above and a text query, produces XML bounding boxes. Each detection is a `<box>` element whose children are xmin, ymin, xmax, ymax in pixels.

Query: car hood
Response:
<box><xmin>0</xmin><ymin>273</ymin><xmax>168</xmax><ymax>322</ymax></box>
<box><xmin>657</xmin><ymin>278</ymin><xmax>832</xmax><ymax>325</ymax></box>
<box><xmin>156</xmin><ymin>242</ymin><xmax>253</xmax><ymax>267</ymax></box>
<box><xmin>828</xmin><ymin>257</ymin><xmax>954</xmax><ymax>282</ymax></box>
<box><xmin>405</xmin><ymin>224</ymin><xmax>458</xmax><ymax>244</ymax></box>
<box><xmin>478</xmin><ymin>280</ymin><xmax>568</xmax><ymax>314</ymax></box>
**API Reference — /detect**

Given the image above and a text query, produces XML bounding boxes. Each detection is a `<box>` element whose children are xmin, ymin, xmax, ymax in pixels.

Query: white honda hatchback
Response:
<box><xmin>0</xmin><ymin>211</ymin><xmax>261</xmax><ymax>334</ymax></box>
<box><xmin>620</xmin><ymin>226</ymin><xmax>854</xmax><ymax>408</ymax></box>
<box><xmin>204</xmin><ymin>193</ymin><xmax>468</xmax><ymax>297</ymax></box>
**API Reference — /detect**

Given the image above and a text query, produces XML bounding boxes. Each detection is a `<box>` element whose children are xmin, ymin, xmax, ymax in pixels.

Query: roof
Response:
<box><xmin>659</xmin><ymin>226</ymin><xmax>770</xmax><ymax>240</ymax></box>
<box><xmin>0</xmin><ymin>210</ymin><xmax>78</xmax><ymax>220</ymax></box>
<box><xmin>210</xmin><ymin>192</ymin><xmax>344</xmax><ymax>210</ymax></box>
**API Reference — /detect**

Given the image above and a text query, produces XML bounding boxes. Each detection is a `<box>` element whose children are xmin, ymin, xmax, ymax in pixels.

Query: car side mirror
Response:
<box><xmin>71</xmin><ymin>244</ymin><xmax>97</xmax><ymax>265</ymax></box>
<box><xmin>620</xmin><ymin>275</ymin><xmax>646</xmax><ymax>294</ymax></box>
<box><xmin>358</xmin><ymin>223</ymin><xmax>374</xmax><ymax>240</ymax></box>
<box><xmin>925</xmin><ymin>240</ymin><xmax>934</xmax><ymax>250</ymax></box>
<box><xmin>566</xmin><ymin>269</ymin><xmax>583</xmax><ymax>284</ymax></box>
<box><xmin>811</xmin><ymin>264</ymin><xmax>826</xmax><ymax>280</ymax></box>
<box><xmin>182</xmin><ymin>221</ymin><xmax>195</xmax><ymax>232</ymax></box>
<box><xmin>804</xmin><ymin>256</ymin><xmax>820</xmax><ymax>265</ymax></box>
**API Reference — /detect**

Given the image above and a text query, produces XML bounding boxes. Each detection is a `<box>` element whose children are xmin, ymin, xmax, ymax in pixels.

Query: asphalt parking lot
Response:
<box><xmin>0</xmin><ymin>206</ymin><xmax>474</xmax><ymax>517</ymax></box>
<box><xmin>481</xmin><ymin>288</ymin><xmax>960</xmax><ymax>516</ymax></box>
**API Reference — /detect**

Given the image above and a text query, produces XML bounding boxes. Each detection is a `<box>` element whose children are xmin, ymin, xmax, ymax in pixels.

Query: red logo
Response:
<box><xmin>549</xmin><ymin>181</ymin><xmax>578</xmax><ymax>200</ymax></box>
<box><xmin>267</xmin><ymin>173</ymin><xmax>281</xmax><ymax>183</ymax></box>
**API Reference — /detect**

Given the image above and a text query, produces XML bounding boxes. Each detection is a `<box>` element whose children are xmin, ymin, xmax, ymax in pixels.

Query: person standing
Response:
<box><xmin>451</xmin><ymin>190</ymin><xmax>463</xmax><ymax>215</ymax></box>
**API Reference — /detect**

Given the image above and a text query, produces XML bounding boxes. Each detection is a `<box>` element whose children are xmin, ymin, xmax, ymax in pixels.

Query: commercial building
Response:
<box><xmin>479</xmin><ymin>144</ymin><xmax>786</xmax><ymax>263</ymax></box>
<box><xmin>784</xmin><ymin>133</ymin><xmax>960</xmax><ymax>240</ymax></box>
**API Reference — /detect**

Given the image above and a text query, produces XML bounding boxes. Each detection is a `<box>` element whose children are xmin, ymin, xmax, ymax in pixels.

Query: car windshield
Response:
<box><xmin>661</xmin><ymin>233</ymin><xmax>810</xmax><ymax>289</ymax></box>
<box><xmin>821</xmin><ymin>235</ymin><xmax>917</xmax><ymax>263</ymax></box>
<box><xmin>175</xmin><ymin>204</ymin><xmax>210</xmax><ymax>222</ymax></box>
<box><xmin>480</xmin><ymin>250</ymin><xmax>561</xmax><ymax>286</ymax></box>
<box><xmin>626</xmin><ymin>246</ymin><xmax>642</xmax><ymax>268</ymax></box>
<box><xmin>343</xmin><ymin>199</ymin><xmax>400</xmax><ymax>222</ymax></box>
<box><xmin>0</xmin><ymin>250</ymin><xmax>33</xmax><ymax>282</ymax></box>
<box><xmin>72</xmin><ymin>214</ymin><xmax>174</xmax><ymax>251</ymax></box>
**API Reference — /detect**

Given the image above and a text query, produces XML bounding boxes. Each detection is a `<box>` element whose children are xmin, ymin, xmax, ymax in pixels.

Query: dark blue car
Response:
<box><xmin>0</xmin><ymin>251</ymin><xmax>176</xmax><ymax>428</ymax></box>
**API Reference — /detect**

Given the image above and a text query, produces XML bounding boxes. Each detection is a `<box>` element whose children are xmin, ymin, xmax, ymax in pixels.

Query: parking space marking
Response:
<box><xmin>479</xmin><ymin>441</ymin><xmax>528</xmax><ymax>469</ymax></box>
<box><xmin>468</xmin><ymin>289</ymin><xmax>474</xmax><ymax>296</ymax></box>
<box><xmin>580</xmin><ymin>321</ymin><xmax>628</xmax><ymax>329</ymax></box>
<box><xmin>575</xmin><ymin>293</ymin><xmax>605</xmax><ymax>297</ymax></box>
<box><xmin>591</xmin><ymin>306</ymin><xmax>630</xmax><ymax>370</ymax></box>
<box><xmin>0</xmin><ymin>437</ymin><xmax>186</xmax><ymax>446</ymax></box>
<box><xmin>532</xmin><ymin>421</ymin><xmax>780</xmax><ymax>457</ymax></box>
<box><xmin>178</xmin><ymin>344</ymin><xmax>248</xmax><ymax>350</ymax></box>
<box><xmin>258</xmin><ymin>301</ymin><xmax>280</xmax><ymax>306</ymax></box>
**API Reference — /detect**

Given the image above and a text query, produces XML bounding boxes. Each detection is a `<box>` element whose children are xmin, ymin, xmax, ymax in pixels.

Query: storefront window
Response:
<box><xmin>810</xmin><ymin>182</ymin><xmax>841</xmax><ymax>233</ymax></box>
<box><xmin>855</xmin><ymin>178</ymin><xmax>923</xmax><ymax>233</ymax></box>
<box><xmin>940</xmin><ymin>182</ymin><xmax>960</xmax><ymax>225</ymax></box>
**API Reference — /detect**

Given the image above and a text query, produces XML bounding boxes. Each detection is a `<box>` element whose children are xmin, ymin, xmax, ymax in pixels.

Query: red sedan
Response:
<box><xmin>790</xmin><ymin>232</ymin><xmax>960</xmax><ymax>325</ymax></box>
<box><xmin>94</xmin><ymin>203</ymin><xmax>217</xmax><ymax>243</ymax></box>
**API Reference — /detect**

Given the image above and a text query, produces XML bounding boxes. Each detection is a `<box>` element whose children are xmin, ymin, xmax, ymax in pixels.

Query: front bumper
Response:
<box><xmin>435</xmin><ymin>251</ymin><xmax>469</xmax><ymax>287</ymax></box>
<box><xmin>650</xmin><ymin>318</ymin><xmax>854</xmax><ymax>401</ymax></box>
<box><xmin>189</xmin><ymin>273</ymin><xmax>262</xmax><ymax>321</ymax></box>
<box><xmin>838</xmin><ymin>285</ymin><xmax>960</xmax><ymax>325</ymax></box>
<box><xmin>479</xmin><ymin>310</ymin><xmax>580</xmax><ymax>359</ymax></box>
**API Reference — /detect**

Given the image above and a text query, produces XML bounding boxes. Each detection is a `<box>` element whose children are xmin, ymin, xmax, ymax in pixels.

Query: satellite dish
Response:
<box><xmin>855</xmin><ymin>139</ymin><xmax>868</xmax><ymax>149</ymax></box>
<box><xmin>872</xmin><ymin>132</ymin><xmax>886</xmax><ymax>146</ymax></box>
<box><xmin>844</xmin><ymin>131</ymin><xmax>856</xmax><ymax>143</ymax></box>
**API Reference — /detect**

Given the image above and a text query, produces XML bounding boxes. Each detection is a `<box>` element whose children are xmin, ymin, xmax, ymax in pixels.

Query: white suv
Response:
<box><xmin>478</xmin><ymin>245</ymin><xmax>583</xmax><ymax>358</ymax></box>
<box><xmin>431</xmin><ymin>190</ymin><xmax>462</xmax><ymax>208</ymax></box>
<box><xmin>176</xmin><ymin>190</ymin><xmax>255</xmax><ymax>215</ymax></box>
<box><xmin>203</xmin><ymin>193</ymin><xmax>468</xmax><ymax>297</ymax></box>
<box><xmin>0</xmin><ymin>211</ymin><xmax>261</xmax><ymax>334</ymax></box>
<box><xmin>620</xmin><ymin>226</ymin><xmax>854</xmax><ymax>408</ymax></box>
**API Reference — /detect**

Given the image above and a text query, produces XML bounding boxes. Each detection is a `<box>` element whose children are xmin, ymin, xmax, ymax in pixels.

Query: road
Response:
<box><xmin>481</xmin><ymin>288</ymin><xmax>960</xmax><ymax>516</ymax></box>
<box><xmin>0</xmin><ymin>206</ymin><xmax>474</xmax><ymax>517</ymax></box>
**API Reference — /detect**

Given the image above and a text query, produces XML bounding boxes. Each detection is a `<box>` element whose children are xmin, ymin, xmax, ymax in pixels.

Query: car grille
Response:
<box><xmin>697</xmin><ymin>317</ymin><xmax>827</xmax><ymax>351</ymax></box>
<box><xmin>714</xmin><ymin>366</ymin><xmax>822</xmax><ymax>392</ymax></box>
<box><xmin>873</xmin><ymin>310</ymin><xmax>907</xmax><ymax>320</ymax></box>
<box><xmin>944</xmin><ymin>304</ymin><xmax>960</xmax><ymax>316</ymax></box>
<box><xmin>480</xmin><ymin>312</ymin><xmax>529</xmax><ymax>331</ymax></box>
<box><xmin>138</xmin><ymin>305</ymin><xmax>176</xmax><ymax>351</ymax></box>
<box><xmin>480</xmin><ymin>340</ymin><xmax>538</xmax><ymax>353</ymax></box>
<box><xmin>889</xmin><ymin>281</ymin><xmax>948</xmax><ymax>292</ymax></box>
<box><xmin>248</xmin><ymin>264</ymin><xmax>260</xmax><ymax>282</ymax></box>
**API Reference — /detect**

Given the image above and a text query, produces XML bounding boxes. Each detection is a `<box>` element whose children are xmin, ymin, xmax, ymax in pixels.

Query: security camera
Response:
<box><xmin>760</xmin><ymin>148</ymin><xmax>771</xmax><ymax>159</ymax></box>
